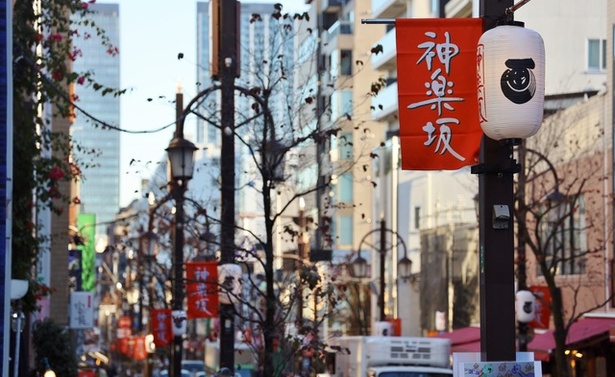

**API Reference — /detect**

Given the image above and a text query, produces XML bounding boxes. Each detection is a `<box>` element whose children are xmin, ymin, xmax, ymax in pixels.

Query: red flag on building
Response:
<box><xmin>186</xmin><ymin>261</ymin><xmax>219</xmax><ymax>319</ymax></box>
<box><xmin>395</xmin><ymin>18</ymin><xmax>484</xmax><ymax>170</ymax></box>
<box><xmin>151</xmin><ymin>308</ymin><xmax>172</xmax><ymax>347</ymax></box>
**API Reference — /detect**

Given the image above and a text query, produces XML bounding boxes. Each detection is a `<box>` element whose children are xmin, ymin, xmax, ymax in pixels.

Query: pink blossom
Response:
<box><xmin>47</xmin><ymin>166</ymin><xmax>66</xmax><ymax>181</ymax></box>
<box><xmin>77</xmin><ymin>76</ymin><xmax>85</xmax><ymax>85</ymax></box>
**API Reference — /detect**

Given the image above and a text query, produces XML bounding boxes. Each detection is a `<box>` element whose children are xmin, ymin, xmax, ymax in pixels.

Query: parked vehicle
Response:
<box><xmin>157</xmin><ymin>369</ymin><xmax>191</xmax><ymax>377</ymax></box>
<box><xmin>331</xmin><ymin>336</ymin><xmax>453</xmax><ymax>377</ymax></box>
<box><xmin>156</xmin><ymin>360</ymin><xmax>204</xmax><ymax>377</ymax></box>
<box><xmin>183</xmin><ymin>360</ymin><xmax>206</xmax><ymax>377</ymax></box>
<box><xmin>204</xmin><ymin>340</ymin><xmax>256</xmax><ymax>377</ymax></box>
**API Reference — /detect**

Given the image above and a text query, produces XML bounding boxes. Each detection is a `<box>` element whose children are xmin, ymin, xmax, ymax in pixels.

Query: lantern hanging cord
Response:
<box><xmin>505</xmin><ymin>0</ymin><xmax>533</xmax><ymax>16</ymax></box>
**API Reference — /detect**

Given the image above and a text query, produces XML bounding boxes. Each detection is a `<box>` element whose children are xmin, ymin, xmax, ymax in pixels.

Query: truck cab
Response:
<box><xmin>333</xmin><ymin>336</ymin><xmax>452</xmax><ymax>377</ymax></box>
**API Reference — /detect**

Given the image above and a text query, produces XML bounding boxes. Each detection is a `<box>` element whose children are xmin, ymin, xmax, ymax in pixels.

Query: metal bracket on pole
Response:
<box><xmin>361</xmin><ymin>18</ymin><xmax>395</xmax><ymax>25</ymax></box>
<box><xmin>470</xmin><ymin>161</ymin><xmax>521</xmax><ymax>175</ymax></box>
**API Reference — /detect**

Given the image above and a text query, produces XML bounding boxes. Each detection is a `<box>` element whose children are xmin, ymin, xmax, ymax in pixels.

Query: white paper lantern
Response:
<box><xmin>372</xmin><ymin>321</ymin><xmax>392</xmax><ymax>336</ymax></box>
<box><xmin>515</xmin><ymin>290</ymin><xmax>536</xmax><ymax>323</ymax></box>
<box><xmin>171</xmin><ymin>309</ymin><xmax>187</xmax><ymax>335</ymax></box>
<box><xmin>477</xmin><ymin>22</ymin><xmax>545</xmax><ymax>140</ymax></box>
<box><xmin>218</xmin><ymin>263</ymin><xmax>243</xmax><ymax>305</ymax></box>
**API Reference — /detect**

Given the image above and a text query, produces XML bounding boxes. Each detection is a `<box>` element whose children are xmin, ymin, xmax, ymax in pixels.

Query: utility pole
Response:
<box><xmin>216</xmin><ymin>0</ymin><xmax>238</xmax><ymax>371</ymax></box>
<box><xmin>473</xmin><ymin>0</ymin><xmax>517</xmax><ymax>362</ymax></box>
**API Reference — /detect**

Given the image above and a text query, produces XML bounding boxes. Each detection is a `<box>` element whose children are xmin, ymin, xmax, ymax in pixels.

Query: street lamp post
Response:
<box><xmin>217</xmin><ymin>0</ymin><xmax>238</xmax><ymax>370</ymax></box>
<box><xmin>166</xmin><ymin>89</ymin><xmax>197</xmax><ymax>377</ymax></box>
<box><xmin>351</xmin><ymin>219</ymin><xmax>412</xmax><ymax>325</ymax></box>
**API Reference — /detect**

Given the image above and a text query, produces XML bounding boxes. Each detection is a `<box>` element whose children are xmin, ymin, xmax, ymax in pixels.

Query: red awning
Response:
<box><xmin>435</xmin><ymin>326</ymin><xmax>480</xmax><ymax>352</ymax></box>
<box><xmin>433</xmin><ymin>316</ymin><xmax>615</xmax><ymax>362</ymax></box>
<box><xmin>529</xmin><ymin>317</ymin><xmax>615</xmax><ymax>353</ymax></box>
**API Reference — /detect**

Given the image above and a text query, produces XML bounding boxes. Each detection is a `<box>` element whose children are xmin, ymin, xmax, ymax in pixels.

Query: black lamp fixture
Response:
<box><xmin>166</xmin><ymin>136</ymin><xmax>197</xmax><ymax>181</ymax></box>
<box><xmin>350</xmin><ymin>253</ymin><xmax>369</xmax><ymax>279</ymax></box>
<box><xmin>397</xmin><ymin>254</ymin><xmax>413</xmax><ymax>281</ymax></box>
<box><xmin>350</xmin><ymin>219</ymin><xmax>412</xmax><ymax>322</ymax></box>
<box><xmin>351</xmin><ymin>248</ymin><xmax>414</xmax><ymax>281</ymax></box>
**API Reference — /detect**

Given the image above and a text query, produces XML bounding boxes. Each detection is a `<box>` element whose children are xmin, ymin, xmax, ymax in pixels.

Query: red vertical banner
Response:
<box><xmin>117</xmin><ymin>315</ymin><xmax>132</xmax><ymax>341</ymax></box>
<box><xmin>529</xmin><ymin>285</ymin><xmax>551</xmax><ymax>329</ymax></box>
<box><xmin>186</xmin><ymin>261</ymin><xmax>219</xmax><ymax>319</ymax></box>
<box><xmin>151</xmin><ymin>308</ymin><xmax>172</xmax><ymax>347</ymax></box>
<box><xmin>395</xmin><ymin>18</ymin><xmax>484</xmax><ymax>170</ymax></box>
<box><xmin>133</xmin><ymin>335</ymin><xmax>147</xmax><ymax>361</ymax></box>
<box><xmin>118</xmin><ymin>337</ymin><xmax>130</xmax><ymax>355</ymax></box>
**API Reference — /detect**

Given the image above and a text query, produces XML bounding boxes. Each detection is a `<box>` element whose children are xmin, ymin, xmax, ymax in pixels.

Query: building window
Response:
<box><xmin>339</xmin><ymin>132</ymin><xmax>353</xmax><ymax>160</ymax></box>
<box><xmin>340</xmin><ymin>49</ymin><xmax>352</xmax><ymax>76</ymax></box>
<box><xmin>414</xmin><ymin>206</ymin><xmax>421</xmax><ymax>229</ymax></box>
<box><xmin>338</xmin><ymin>173</ymin><xmax>353</xmax><ymax>203</ymax></box>
<box><xmin>338</xmin><ymin>215</ymin><xmax>353</xmax><ymax>246</ymax></box>
<box><xmin>539</xmin><ymin>195</ymin><xmax>587</xmax><ymax>276</ymax></box>
<box><xmin>340</xmin><ymin>90</ymin><xmax>353</xmax><ymax>117</ymax></box>
<box><xmin>587</xmin><ymin>38</ymin><xmax>607</xmax><ymax>71</ymax></box>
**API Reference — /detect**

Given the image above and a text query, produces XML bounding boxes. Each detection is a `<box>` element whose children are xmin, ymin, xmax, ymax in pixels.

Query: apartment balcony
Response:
<box><xmin>371</xmin><ymin>28</ymin><xmax>396</xmax><ymax>71</ymax></box>
<box><xmin>321</xmin><ymin>20</ymin><xmax>354</xmax><ymax>55</ymax></box>
<box><xmin>371</xmin><ymin>80</ymin><xmax>398</xmax><ymax>121</ymax></box>
<box><xmin>321</xmin><ymin>0</ymin><xmax>342</xmax><ymax>13</ymax></box>
<box><xmin>445</xmin><ymin>0</ymin><xmax>472</xmax><ymax>17</ymax></box>
<box><xmin>372</xmin><ymin>0</ymin><xmax>407</xmax><ymax>19</ymax></box>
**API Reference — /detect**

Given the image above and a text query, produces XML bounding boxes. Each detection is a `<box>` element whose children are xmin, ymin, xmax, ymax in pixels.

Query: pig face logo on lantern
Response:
<box><xmin>500</xmin><ymin>58</ymin><xmax>537</xmax><ymax>105</ymax></box>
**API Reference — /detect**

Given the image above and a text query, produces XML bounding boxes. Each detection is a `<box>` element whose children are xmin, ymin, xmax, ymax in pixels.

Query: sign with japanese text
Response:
<box><xmin>69</xmin><ymin>291</ymin><xmax>94</xmax><ymax>329</ymax></box>
<box><xmin>186</xmin><ymin>261</ymin><xmax>219</xmax><ymax>318</ymax></box>
<box><xmin>396</xmin><ymin>18</ymin><xmax>484</xmax><ymax>170</ymax></box>
<box><xmin>117</xmin><ymin>315</ymin><xmax>132</xmax><ymax>339</ymax></box>
<box><xmin>151</xmin><ymin>308</ymin><xmax>172</xmax><ymax>347</ymax></box>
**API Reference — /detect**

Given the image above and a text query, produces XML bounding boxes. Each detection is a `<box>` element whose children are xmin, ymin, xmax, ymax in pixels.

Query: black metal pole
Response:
<box><xmin>171</xmin><ymin>91</ymin><xmax>186</xmax><ymax>377</ymax></box>
<box><xmin>297</xmin><ymin>205</ymin><xmax>305</xmax><ymax>330</ymax></box>
<box><xmin>379</xmin><ymin>218</ymin><xmax>386</xmax><ymax>322</ymax></box>
<box><xmin>474</xmin><ymin>0</ymin><xmax>517</xmax><ymax>362</ymax></box>
<box><xmin>171</xmin><ymin>184</ymin><xmax>186</xmax><ymax>377</ymax></box>
<box><xmin>219</xmin><ymin>0</ymin><xmax>238</xmax><ymax>371</ymax></box>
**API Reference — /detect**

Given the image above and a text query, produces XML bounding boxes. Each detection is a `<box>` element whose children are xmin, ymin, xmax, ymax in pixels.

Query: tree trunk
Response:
<box><xmin>550</xmin><ymin>286</ymin><xmax>570</xmax><ymax>377</ymax></box>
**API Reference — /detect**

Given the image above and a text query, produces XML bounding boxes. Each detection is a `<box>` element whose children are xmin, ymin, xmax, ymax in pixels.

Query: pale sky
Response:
<box><xmin>98</xmin><ymin>0</ymin><xmax>308</xmax><ymax>207</ymax></box>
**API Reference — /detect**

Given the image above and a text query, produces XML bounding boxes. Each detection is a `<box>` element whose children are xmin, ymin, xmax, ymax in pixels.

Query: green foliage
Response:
<box><xmin>30</xmin><ymin>318</ymin><xmax>78</xmax><ymax>377</ymax></box>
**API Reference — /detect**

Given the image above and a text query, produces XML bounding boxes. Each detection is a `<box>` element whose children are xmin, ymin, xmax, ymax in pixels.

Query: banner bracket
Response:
<box><xmin>361</xmin><ymin>18</ymin><xmax>395</xmax><ymax>24</ymax></box>
<box><xmin>471</xmin><ymin>161</ymin><xmax>521</xmax><ymax>175</ymax></box>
